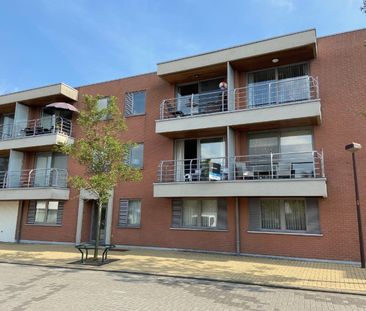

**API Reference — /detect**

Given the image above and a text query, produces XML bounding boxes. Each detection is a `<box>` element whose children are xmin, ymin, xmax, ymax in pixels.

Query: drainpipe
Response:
<box><xmin>235</xmin><ymin>197</ymin><xmax>241</xmax><ymax>255</ymax></box>
<box><xmin>15</xmin><ymin>200</ymin><xmax>24</xmax><ymax>243</ymax></box>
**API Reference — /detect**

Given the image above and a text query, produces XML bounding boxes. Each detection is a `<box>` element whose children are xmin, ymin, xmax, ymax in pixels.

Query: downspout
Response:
<box><xmin>235</xmin><ymin>197</ymin><xmax>241</xmax><ymax>255</ymax></box>
<box><xmin>15</xmin><ymin>200</ymin><xmax>24</xmax><ymax>243</ymax></box>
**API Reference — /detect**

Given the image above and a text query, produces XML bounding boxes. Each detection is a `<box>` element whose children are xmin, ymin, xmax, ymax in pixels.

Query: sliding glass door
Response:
<box><xmin>248</xmin><ymin>129</ymin><xmax>313</xmax><ymax>178</ymax></box>
<box><xmin>174</xmin><ymin>137</ymin><xmax>226</xmax><ymax>181</ymax></box>
<box><xmin>248</xmin><ymin>63</ymin><xmax>309</xmax><ymax>107</ymax></box>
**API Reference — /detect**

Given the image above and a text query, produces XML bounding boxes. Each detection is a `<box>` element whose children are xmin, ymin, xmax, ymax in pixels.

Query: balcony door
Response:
<box><xmin>0</xmin><ymin>113</ymin><xmax>14</xmax><ymax>140</ymax></box>
<box><xmin>0</xmin><ymin>157</ymin><xmax>9</xmax><ymax>188</ymax></box>
<box><xmin>247</xmin><ymin>63</ymin><xmax>309</xmax><ymax>107</ymax></box>
<box><xmin>248</xmin><ymin>129</ymin><xmax>314</xmax><ymax>178</ymax></box>
<box><xmin>177</xmin><ymin>77</ymin><xmax>225</xmax><ymax>115</ymax></box>
<box><xmin>174</xmin><ymin>137</ymin><xmax>225</xmax><ymax>181</ymax></box>
<box><xmin>34</xmin><ymin>152</ymin><xmax>67</xmax><ymax>187</ymax></box>
<box><xmin>34</xmin><ymin>152</ymin><xmax>52</xmax><ymax>187</ymax></box>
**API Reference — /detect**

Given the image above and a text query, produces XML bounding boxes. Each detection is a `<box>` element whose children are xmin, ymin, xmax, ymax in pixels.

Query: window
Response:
<box><xmin>118</xmin><ymin>199</ymin><xmax>141</xmax><ymax>227</ymax></box>
<box><xmin>247</xmin><ymin>63</ymin><xmax>309</xmax><ymax>107</ymax></box>
<box><xmin>97</xmin><ymin>97</ymin><xmax>110</xmax><ymax>120</ymax></box>
<box><xmin>248</xmin><ymin>129</ymin><xmax>314</xmax><ymax>178</ymax></box>
<box><xmin>249</xmin><ymin>198</ymin><xmax>320</xmax><ymax>234</ymax></box>
<box><xmin>172</xmin><ymin>198</ymin><xmax>227</xmax><ymax>229</ymax></box>
<box><xmin>260</xmin><ymin>199</ymin><xmax>306</xmax><ymax>231</ymax></box>
<box><xmin>28</xmin><ymin>201</ymin><xmax>64</xmax><ymax>225</ymax></box>
<box><xmin>125</xmin><ymin>91</ymin><xmax>146</xmax><ymax>116</ymax></box>
<box><xmin>128</xmin><ymin>143</ymin><xmax>144</xmax><ymax>168</ymax></box>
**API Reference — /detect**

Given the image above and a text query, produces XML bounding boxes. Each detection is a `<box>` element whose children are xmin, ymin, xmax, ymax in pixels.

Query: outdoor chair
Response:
<box><xmin>235</xmin><ymin>162</ymin><xmax>254</xmax><ymax>180</ymax></box>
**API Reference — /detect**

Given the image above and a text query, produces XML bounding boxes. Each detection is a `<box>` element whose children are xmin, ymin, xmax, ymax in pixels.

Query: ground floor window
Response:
<box><xmin>172</xmin><ymin>198</ymin><xmax>227</xmax><ymax>230</ymax></box>
<box><xmin>260</xmin><ymin>199</ymin><xmax>306</xmax><ymax>231</ymax></box>
<box><xmin>249</xmin><ymin>198</ymin><xmax>320</xmax><ymax>234</ymax></box>
<box><xmin>27</xmin><ymin>201</ymin><xmax>64</xmax><ymax>225</ymax></box>
<box><xmin>118</xmin><ymin>199</ymin><xmax>141</xmax><ymax>227</ymax></box>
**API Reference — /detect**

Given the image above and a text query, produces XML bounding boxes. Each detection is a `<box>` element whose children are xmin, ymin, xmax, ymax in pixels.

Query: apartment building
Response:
<box><xmin>0</xmin><ymin>28</ymin><xmax>365</xmax><ymax>262</ymax></box>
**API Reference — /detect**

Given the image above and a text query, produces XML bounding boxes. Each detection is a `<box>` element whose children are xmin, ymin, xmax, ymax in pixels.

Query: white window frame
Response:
<box><xmin>34</xmin><ymin>200</ymin><xmax>60</xmax><ymax>224</ymax></box>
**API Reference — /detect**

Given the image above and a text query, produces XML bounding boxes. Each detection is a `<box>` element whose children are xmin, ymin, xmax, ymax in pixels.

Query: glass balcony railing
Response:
<box><xmin>160</xmin><ymin>76</ymin><xmax>319</xmax><ymax>120</ymax></box>
<box><xmin>0</xmin><ymin>116</ymin><xmax>72</xmax><ymax>141</ymax></box>
<box><xmin>157</xmin><ymin>151</ymin><xmax>324</xmax><ymax>183</ymax></box>
<box><xmin>0</xmin><ymin>168</ymin><xmax>68</xmax><ymax>189</ymax></box>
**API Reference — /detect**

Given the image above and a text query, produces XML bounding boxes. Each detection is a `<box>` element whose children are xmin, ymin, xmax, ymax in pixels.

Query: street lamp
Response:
<box><xmin>345</xmin><ymin>142</ymin><xmax>365</xmax><ymax>268</ymax></box>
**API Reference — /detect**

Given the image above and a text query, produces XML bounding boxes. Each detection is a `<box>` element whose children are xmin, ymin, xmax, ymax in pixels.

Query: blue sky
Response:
<box><xmin>0</xmin><ymin>0</ymin><xmax>364</xmax><ymax>94</ymax></box>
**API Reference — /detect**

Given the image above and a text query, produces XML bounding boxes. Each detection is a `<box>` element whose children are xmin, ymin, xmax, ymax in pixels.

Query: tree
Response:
<box><xmin>57</xmin><ymin>95</ymin><xmax>141</xmax><ymax>260</ymax></box>
<box><xmin>362</xmin><ymin>0</ymin><xmax>366</xmax><ymax>13</ymax></box>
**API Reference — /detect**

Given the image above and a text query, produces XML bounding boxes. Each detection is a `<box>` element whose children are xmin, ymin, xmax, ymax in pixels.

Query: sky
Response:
<box><xmin>0</xmin><ymin>0</ymin><xmax>365</xmax><ymax>94</ymax></box>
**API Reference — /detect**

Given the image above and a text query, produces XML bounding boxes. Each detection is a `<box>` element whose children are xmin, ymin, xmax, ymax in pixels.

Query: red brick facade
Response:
<box><xmin>17</xmin><ymin>29</ymin><xmax>366</xmax><ymax>262</ymax></box>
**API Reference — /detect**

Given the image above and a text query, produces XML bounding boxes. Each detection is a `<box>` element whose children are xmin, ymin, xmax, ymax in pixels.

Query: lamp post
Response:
<box><xmin>345</xmin><ymin>142</ymin><xmax>365</xmax><ymax>268</ymax></box>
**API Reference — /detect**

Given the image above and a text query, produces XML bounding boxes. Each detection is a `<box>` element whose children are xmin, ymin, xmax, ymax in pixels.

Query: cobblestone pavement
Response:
<box><xmin>0</xmin><ymin>263</ymin><xmax>366</xmax><ymax>311</ymax></box>
<box><xmin>1</xmin><ymin>243</ymin><xmax>366</xmax><ymax>294</ymax></box>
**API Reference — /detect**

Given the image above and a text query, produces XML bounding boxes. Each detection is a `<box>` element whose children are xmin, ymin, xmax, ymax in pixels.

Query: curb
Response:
<box><xmin>0</xmin><ymin>260</ymin><xmax>365</xmax><ymax>297</ymax></box>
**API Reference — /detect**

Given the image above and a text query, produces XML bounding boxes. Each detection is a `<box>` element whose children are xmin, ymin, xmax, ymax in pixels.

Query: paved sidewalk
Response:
<box><xmin>0</xmin><ymin>243</ymin><xmax>365</xmax><ymax>295</ymax></box>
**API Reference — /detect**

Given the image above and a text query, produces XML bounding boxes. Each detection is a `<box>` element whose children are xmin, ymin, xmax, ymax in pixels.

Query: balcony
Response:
<box><xmin>0</xmin><ymin>168</ymin><xmax>69</xmax><ymax>200</ymax></box>
<box><xmin>0</xmin><ymin>117</ymin><xmax>73</xmax><ymax>151</ymax></box>
<box><xmin>153</xmin><ymin>151</ymin><xmax>327</xmax><ymax>198</ymax></box>
<box><xmin>156</xmin><ymin>76</ymin><xmax>321</xmax><ymax>136</ymax></box>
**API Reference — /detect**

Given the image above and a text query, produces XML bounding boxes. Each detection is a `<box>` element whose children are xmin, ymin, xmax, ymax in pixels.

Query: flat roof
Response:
<box><xmin>0</xmin><ymin>83</ymin><xmax>78</xmax><ymax>106</ymax></box>
<box><xmin>157</xmin><ymin>29</ymin><xmax>317</xmax><ymax>77</ymax></box>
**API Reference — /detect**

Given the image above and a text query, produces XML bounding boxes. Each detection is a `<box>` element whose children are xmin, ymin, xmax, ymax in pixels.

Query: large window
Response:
<box><xmin>247</xmin><ymin>129</ymin><xmax>314</xmax><ymax>178</ymax></box>
<box><xmin>247</xmin><ymin>63</ymin><xmax>310</xmax><ymax>107</ymax></box>
<box><xmin>182</xmin><ymin>199</ymin><xmax>218</xmax><ymax>228</ymax></box>
<box><xmin>248</xmin><ymin>129</ymin><xmax>313</xmax><ymax>155</ymax></box>
<box><xmin>249</xmin><ymin>198</ymin><xmax>320</xmax><ymax>234</ymax></box>
<box><xmin>118</xmin><ymin>199</ymin><xmax>141</xmax><ymax>227</ymax></box>
<box><xmin>128</xmin><ymin>143</ymin><xmax>144</xmax><ymax>168</ymax></box>
<box><xmin>125</xmin><ymin>91</ymin><xmax>146</xmax><ymax>116</ymax></box>
<box><xmin>28</xmin><ymin>201</ymin><xmax>64</xmax><ymax>225</ymax></box>
<box><xmin>172</xmin><ymin>198</ymin><xmax>227</xmax><ymax>230</ymax></box>
<box><xmin>176</xmin><ymin>77</ymin><xmax>226</xmax><ymax>115</ymax></box>
<box><xmin>260</xmin><ymin>199</ymin><xmax>306</xmax><ymax>231</ymax></box>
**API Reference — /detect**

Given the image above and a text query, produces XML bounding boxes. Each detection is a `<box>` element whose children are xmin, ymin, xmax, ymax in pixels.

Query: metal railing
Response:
<box><xmin>159</xmin><ymin>76</ymin><xmax>319</xmax><ymax>120</ymax></box>
<box><xmin>0</xmin><ymin>116</ymin><xmax>72</xmax><ymax>141</ymax></box>
<box><xmin>234</xmin><ymin>76</ymin><xmax>319</xmax><ymax>110</ymax></box>
<box><xmin>160</xmin><ymin>89</ymin><xmax>228</xmax><ymax>119</ymax></box>
<box><xmin>157</xmin><ymin>151</ymin><xmax>324</xmax><ymax>183</ymax></box>
<box><xmin>0</xmin><ymin>168</ymin><xmax>68</xmax><ymax>189</ymax></box>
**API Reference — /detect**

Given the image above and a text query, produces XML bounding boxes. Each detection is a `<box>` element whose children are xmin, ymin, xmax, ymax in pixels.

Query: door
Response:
<box><xmin>0</xmin><ymin>157</ymin><xmax>9</xmax><ymax>188</ymax></box>
<box><xmin>1</xmin><ymin>114</ymin><xmax>14</xmax><ymax>139</ymax></box>
<box><xmin>51</xmin><ymin>153</ymin><xmax>68</xmax><ymax>187</ymax></box>
<box><xmin>90</xmin><ymin>202</ymin><xmax>107</xmax><ymax>243</ymax></box>
<box><xmin>34</xmin><ymin>152</ymin><xmax>52</xmax><ymax>187</ymax></box>
<box><xmin>0</xmin><ymin>201</ymin><xmax>18</xmax><ymax>242</ymax></box>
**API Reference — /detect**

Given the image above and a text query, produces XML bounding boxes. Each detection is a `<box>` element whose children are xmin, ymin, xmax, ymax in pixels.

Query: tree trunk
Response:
<box><xmin>93</xmin><ymin>200</ymin><xmax>102</xmax><ymax>260</ymax></box>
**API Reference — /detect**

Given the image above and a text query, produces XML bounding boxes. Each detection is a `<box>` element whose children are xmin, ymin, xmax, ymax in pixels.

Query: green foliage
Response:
<box><xmin>362</xmin><ymin>0</ymin><xmax>366</xmax><ymax>13</ymax></box>
<box><xmin>57</xmin><ymin>95</ymin><xmax>142</xmax><ymax>205</ymax></box>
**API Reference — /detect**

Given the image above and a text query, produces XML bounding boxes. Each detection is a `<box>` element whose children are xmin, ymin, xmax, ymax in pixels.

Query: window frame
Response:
<box><xmin>118</xmin><ymin>198</ymin><xmax>142</xmax><ymax>228</ymax></box>
<box><xmin>124</xmin><ymin>90</ymin><xmax>146</xmax><ymax>117</ymax></box>
<box><xmin>127</xmin><ymin>143</ymin><xmax>144</xmax><ymax>169</ymax></box>
<box><xmin>259</xmin><ymin>198</ymin><xmax>307</xmax><ymax>232</ymax></box>
<box><xmin>181</xmin><ymin>198</ymin><xmax>219</xmax><ymax>229</ymax></box>
<box><xmin>33</xmin><ymin>200</ymin><xmax>61</xmax><ymax>225</ymax></box>
<box><xmin>246</xmin><ymin>62</ymin><xmax>310</xmax><ymax>85</ymax></box>
<box><xmin>247</xmin><ymin>127</ymin><xmax>314</xmax><ymax>155</ymax></box>
<box><xmin>96</xmin><ymin>96</ymin><xmax>112</xmax><ymax>121</ymax></box>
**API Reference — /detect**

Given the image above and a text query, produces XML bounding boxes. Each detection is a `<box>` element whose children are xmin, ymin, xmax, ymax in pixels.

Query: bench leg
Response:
<box><xmin>77</xmin><ymin>248</ymin><xmax>84</xmax><ymax>264</ymax></box>
<box><xmin>102</xmin><ymin>249</ymin><xmax>109</xmax><ymax>263</ymax></box>
<box><xmin>85</xmin><ymin>248</ymin><xmax>89</xmax><ymax>261</ymax></box>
